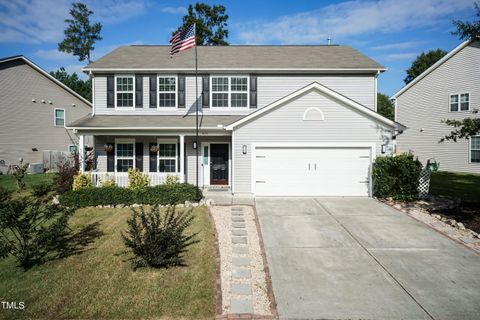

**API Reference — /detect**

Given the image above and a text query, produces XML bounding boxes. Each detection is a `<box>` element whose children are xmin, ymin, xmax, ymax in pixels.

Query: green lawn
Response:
<box><xmin>0</xmin><ymin>173</ymin><xmax>55</xmax><ymax>192</ymax></box>
<box><xmin>430</xmin><ymin>171</ymin><xmax>480</xmax><ymax>202</ymax></box>
<box><xmin>0</xmin><ymin>206</ymin><xmax>216</xmax><ymax>319</ymax></box>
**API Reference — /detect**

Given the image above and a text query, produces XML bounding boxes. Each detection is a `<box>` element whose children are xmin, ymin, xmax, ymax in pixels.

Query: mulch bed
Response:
<box><xmin>431</xmin><ymin>201</ymin><xmax>480</xmax><ymax>234</ymax></box>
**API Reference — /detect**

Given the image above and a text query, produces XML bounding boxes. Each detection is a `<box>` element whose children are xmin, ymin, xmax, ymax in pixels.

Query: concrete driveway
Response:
<box><xmin>255</xmin><ymin>197</ymin><xmax>480</xmax><ymax>320</ymax></box>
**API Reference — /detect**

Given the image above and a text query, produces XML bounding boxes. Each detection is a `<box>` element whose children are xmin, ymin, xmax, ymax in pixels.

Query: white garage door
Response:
<box><xmin>254</xmin><ymin>147</ymin><xmax>371</xmax><ymax>196</ymax></box>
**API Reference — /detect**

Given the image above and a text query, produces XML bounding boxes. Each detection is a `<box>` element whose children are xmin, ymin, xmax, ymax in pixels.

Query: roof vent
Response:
<box><xmin>327</xmin><ymin>36</ymin><xmax>332</xmax><ymax>45</ymax></box>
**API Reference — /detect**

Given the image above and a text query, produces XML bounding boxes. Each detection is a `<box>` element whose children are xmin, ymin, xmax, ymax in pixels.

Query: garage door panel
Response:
<box><xmin>254</xmin><ymin>147</ymin><xmax>370</xmax><ymax>196</ymax></box>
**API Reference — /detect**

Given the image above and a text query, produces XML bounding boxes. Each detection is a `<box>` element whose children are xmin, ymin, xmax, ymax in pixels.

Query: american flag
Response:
<box><xmin>170</xmin><ymin>24</ymin><xmax>196</xmax><ymax>56</ymax></box>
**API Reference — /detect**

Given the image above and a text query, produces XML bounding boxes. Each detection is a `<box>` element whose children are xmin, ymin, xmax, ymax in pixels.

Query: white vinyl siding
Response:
<box><xmin>233</xmin><ymin>89</ymin><xmax>392</xmax><ymax>193</ymax></box>
<box><xmin>395</xmin><ymin>40</ymin><xmax>480</xmax><ymax>173</ymax></box>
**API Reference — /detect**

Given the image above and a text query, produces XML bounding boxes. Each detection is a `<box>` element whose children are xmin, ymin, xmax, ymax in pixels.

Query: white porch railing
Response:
<box><xmin>90</xmin><ymin>172</ymin><xmax>181</xmax><ymax>187</ymax></box>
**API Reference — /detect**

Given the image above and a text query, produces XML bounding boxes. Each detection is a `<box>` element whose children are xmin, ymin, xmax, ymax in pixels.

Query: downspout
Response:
<box><xmin>90</xmin><ymin>70</ymin><xmax>95</xmax><ymax>116</ymax></box>
<box><xmin>374</xmin><ymin>71</ymin><xmax>380</xmax><ymax>112</ymax></box>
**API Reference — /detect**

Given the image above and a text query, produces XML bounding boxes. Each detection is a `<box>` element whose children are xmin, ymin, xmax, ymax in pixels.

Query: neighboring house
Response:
<box><xmin>0</xmin><ymin>55</ymin><xmax>92</xmax><ymax>170</ymax></box>
<box><xmin>69</xmin><ymin>45</ymin><xmax>403</xmax><ymax>196</ymax></box>
<box><xmin>392</xmin><ymin>39</ymin><xmax>480</xmax><ymax>173</ymax></box>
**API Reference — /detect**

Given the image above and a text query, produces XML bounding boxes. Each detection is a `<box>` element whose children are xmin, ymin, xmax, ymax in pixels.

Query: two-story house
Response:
<box><xmin>68</xmin><ymin>45</ymin><xmax>403</xmax><ymax>196</ymax></box>
<box><xmin>0</xmin><ymin>55</ymin><xmax>92</xmax><ymax>170</ymax></box>
<box><xmin>392</xmin><ymin>39</ymin><xmax>480</xmax><ymax>173</ymax></box>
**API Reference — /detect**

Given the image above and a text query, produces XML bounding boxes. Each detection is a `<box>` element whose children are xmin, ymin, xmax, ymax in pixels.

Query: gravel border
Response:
<box><xmin>209</xmin><ymin>205</ymin><xmax>274</xmax><ymax>317</ymax></box>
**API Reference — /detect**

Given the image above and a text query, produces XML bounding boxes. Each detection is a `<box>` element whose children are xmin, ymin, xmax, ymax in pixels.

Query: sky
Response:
<box><xmin>0</xmin><ymin>0</ymin><xmax>477</xmax><ymax>96</ymax></box>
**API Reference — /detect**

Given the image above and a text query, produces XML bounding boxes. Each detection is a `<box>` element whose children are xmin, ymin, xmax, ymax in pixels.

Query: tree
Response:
<box><xmin>404</xmin><ymin>49</ymin><xmax>447</xmax><ymax>84</ymax></box>
<box><xmin>174</xmin><ymin>3</ymin><xmax>229</xmax><ymax>45</ymax></box>
<box><xmin>441</xmin><ymin>118</ymin><xmax>480</xmax><ymax>142</ymax></box>
<box><xmin>58</xmin><ymin>2</ymin><xmax>102</xmax><ymax>63</ymax></box>
<box><xmin>50</xmin><ymin>68</ymin><xmax>92</xmax><ymax>101</ymax></box>
<box><xmin>452</xmin><ymin>1</ymin><xmax>480</xmax><ymax>40</ymax></box>
<box><xmin>377</xmin><ymin>93</ymin><xmax>395</xmax><ymax>121</ymax></box>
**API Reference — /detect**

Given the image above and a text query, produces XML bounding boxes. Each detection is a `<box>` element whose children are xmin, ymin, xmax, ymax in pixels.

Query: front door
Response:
<box><xmin>210</xmin><ymin>144</ymin><xmax>229</xmax><ymax>185</ymax></box>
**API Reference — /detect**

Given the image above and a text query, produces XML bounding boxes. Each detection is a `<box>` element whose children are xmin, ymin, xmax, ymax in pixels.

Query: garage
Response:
<box><xmin>254</xmin><ymin>146</ymin><xmax>372</xmax><ymax>196</ymax></box>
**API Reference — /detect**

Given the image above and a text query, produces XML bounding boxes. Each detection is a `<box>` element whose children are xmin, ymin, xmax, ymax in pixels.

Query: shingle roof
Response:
<box><xmin>84</xmin><ymin>45</ymin><xmax>385</xmax><ymax>72</ymax></box>
<box><xmin>67</xmin><ymin>115</ymin><xmax>245</xmax><ymax>129</ymax></box>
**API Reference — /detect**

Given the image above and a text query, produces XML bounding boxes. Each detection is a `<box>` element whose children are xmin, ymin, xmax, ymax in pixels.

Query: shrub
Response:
<box><xmin>13</xmin><ymin>163</ymin><xmax>29</xmax><ymax>190</ymax></box>
<box><xmin>31</xmin><ymin>181</ymin><xmax>53</xmax><ymax>197</ymax></box>
<box><xmin>164</xmin><ymin>174</ymin><xmax>180</xmax><ymax>185</ymax></box>
<box><xmin>122</xmin><ymin>205</ymin><xmax>198</xmax><ymax>269</ymax></box>
<box><xmin>72</xmin><ymin>173</ymin><xmax>93</xmax><ymax>190</ymax></box>
<box><xmin>100</xmin><ymin>178</ymin><xmax>116</xmax><ymax>187</ymax></box>
<box><xmin>128</xmin><ymin>168</ymin><xmax>149</xmax><ymax>189</ymax></box>
<box><xmin>0</xmin><ymin>187</ymin><xmax>11</xmax><ymax>203</ymax></box>
<box><xmin>0</xmin><ymin>196</ymin><xmax>74</xmax><ymax>269</ymax></box>
<box><xmin>54</xmin><ymin>160</ymin><xmax>78</xmax><ymax>194</ymax></box>
<box><xmin>58</xmin><ymin>183</ymin><xmax>202</xmax><ymax>207</ymax></box>
<box><xmin>372</xmin><ymin>153</ymin><xmax>423</xmax><ymax>201</ymax></box>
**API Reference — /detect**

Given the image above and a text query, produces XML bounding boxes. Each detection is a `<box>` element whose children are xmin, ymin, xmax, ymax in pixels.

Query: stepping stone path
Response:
<box><xmin>229</xmin><ymin>206</ymin><xmax>254</xmax><ymax>314</ymax></box>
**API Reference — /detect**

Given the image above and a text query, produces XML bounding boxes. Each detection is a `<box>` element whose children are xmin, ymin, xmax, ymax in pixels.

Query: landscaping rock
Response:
<box><xmin>457</xmin><ymin>222</ymin><xmax>466</xmax><ymax>230</ymax></box>
<box><xmin>205</xmin><ymin>199</ymin><xmax>214</xmax><ymax>206</ymax></box>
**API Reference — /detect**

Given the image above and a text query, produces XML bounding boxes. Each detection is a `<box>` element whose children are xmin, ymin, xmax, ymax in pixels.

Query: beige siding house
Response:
<box><xmin>69</xmin><ymin>45</ymin><xmax>404</xmax><ymax>196</ymax></box>
<box><xmin>0</xmin><ymin>56</ymin><xmax>92</xmax><ymax>169</ymax></box>
<box><xmin>392</xmin><ymin>39</ymin><xmax>480</xmax><ymax>173</ymax></box>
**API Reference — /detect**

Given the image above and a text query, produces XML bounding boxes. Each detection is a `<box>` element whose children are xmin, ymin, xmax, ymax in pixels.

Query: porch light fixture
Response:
<box><xmin>193</xmin><ymin>141</ymin><xmax>197</xmax><ymax>149</ymax></box>
<box><xmin>242</xmin><ymin>145</ymin><xmax>247</xmax><ymax>154</ymax></box>
<box><xmin>381</xmin><ymin>144</ymin><xmax>386</xmax><ymax>154</ymax></box>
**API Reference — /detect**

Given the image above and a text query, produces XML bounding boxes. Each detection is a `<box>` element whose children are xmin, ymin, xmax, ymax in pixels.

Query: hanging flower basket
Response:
<box><xmin>104</xmin><ymin>144</ymin><xmax>113</xmax><ymax>153</ymax></box>
<box><xmin>149</xmin><ymin>145</ymin><xmax>159</xmax><ymax>153</ymax></box>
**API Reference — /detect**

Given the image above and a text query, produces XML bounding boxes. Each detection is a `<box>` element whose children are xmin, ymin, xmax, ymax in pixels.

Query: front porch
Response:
<box><xmin>78</xmin><ymin>133</ymin><xmax>232</xmax><ymax>188</ymax></box>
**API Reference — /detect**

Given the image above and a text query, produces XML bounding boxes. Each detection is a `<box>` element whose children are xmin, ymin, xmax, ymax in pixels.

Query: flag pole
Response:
<box><xmin>194</xmin><ymin>23</ymin><xmax>199</xmax><ymax>198</ymax></box>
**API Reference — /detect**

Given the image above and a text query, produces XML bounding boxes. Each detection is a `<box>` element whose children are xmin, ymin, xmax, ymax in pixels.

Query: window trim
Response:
<box><xmin>157</xmin><ymin>74</ymin><xmax>178</xmax><ymax>109</ymax></box>
<box><xmin>54</xmin><ymin>108</ymin><xmax>65</xmax><ymax>127</ymax></box>
<box><xmin>469</xmin><ymin>135</ymin><xmax>480</xmax><ymax>164</ymax></box>
<box><xmin>114</xmin><ymin>74</ymin><xmax>135</xmax><ymax>110</ymax></box>
<box><xmin>449</xmin><ymin>92</ymin><xmax>470</xmax><ymax>112</ymax></box>
<box><xmin>210</xmin><ymin>75</ymin><xmax>249</xmax><ymax>109</ymax></box>
<box><xmin>157</xmin><ymin>138</ymin><xmax>178</xmax><ymax>173</ymax></box>
<box><xmin>114</xmin><ymin>138</ymin><xmax>135</xmax><ymax>173</ymax></box>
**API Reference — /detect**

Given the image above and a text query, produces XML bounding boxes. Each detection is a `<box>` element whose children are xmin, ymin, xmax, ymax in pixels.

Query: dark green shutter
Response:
<box><xmin>135</xmin><ymin>143</ymin><xmax>143</xmax><ymax>171</ymax></box>
<box><xmin>149</xmin><ymin>76</ymin><xmax>157</xmax><ymax>108</ymax></box>
<box><xmin>202</xmin><ymin>75</ymin><xmax>209</xmax><ymax>108</ymax></box>
<box><xmin>106</xmin><ymin>142</ymin><xmax>115</xmax><ymax>172</ymax></box>
<box><xmin>135</xmin><ymin>75</ymin><xmax>143</xmax><ymax>108</ymax></box>
<box><xmin>178</xmin><ymin>75</ymin><xmax>185</xmax><ymax>108</ymax></box>
<box><xmin>250</xmin><ymin>75</ymin><xmax>257</xmax><ymax>109</ymax></box>
<box><xmin>107</xmin><ymin>76</ymin><xmax>114</xmax><ymax>108</ymax></box>
<box><xmin>149</xmin><ymin>143</ymin><xmax>157</xmax><ymax>172</ymax></box>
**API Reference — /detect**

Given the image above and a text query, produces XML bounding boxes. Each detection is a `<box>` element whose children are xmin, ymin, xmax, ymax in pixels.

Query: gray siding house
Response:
<box><xmin>0</xmin><ymin>55</ymin><xmax>92</xmax><ymax>169</ymax></box>
<box><xmin>392</xmin><ymin>39</ymin><xmax>480</xmax><ymax>173</ymax></box>
<box><xmin>69</xmin><ymin>45</ymin><xmax>403</xmax><ymax>196</ymax></box>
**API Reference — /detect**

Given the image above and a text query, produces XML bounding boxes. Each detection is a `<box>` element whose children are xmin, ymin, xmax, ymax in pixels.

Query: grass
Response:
<box><xmin>430</xmin><ymin>171</ymin><xmax>480</xmax><ymax>202</ymax></box>
<box><xmin>0</xmin><ymin>173</ymin><xmax>55</xmax><ymax>192</ymax></box>
<box><xmin>0</xmin><ymin>206</ymin><xmax>216</xmax><ymax>319</ymax></box>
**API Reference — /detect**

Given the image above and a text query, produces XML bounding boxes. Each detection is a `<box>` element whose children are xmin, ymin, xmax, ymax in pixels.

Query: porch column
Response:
<box><xmin>179</xmin><ymin>134</ymin><xmax>185</xmax><ymax>182</ymax></box>
<box><xmin>78</xmin><ymin>134</ymin><xmax>85</xmax><ymax>172</ymax></box>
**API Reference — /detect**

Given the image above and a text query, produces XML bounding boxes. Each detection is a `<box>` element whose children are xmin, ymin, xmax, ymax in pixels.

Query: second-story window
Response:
<box><xmin>158</xmin><ymin>76</ymin><xmax>177</xmax><ymax>108</ymax></box>
<box><xmin>211</xmin><ymin>76</ymin><xmax>249</xmax><ymax>108</ymax></box>
<box><xmin>450</xmin><ymin>93</ymin><xmax>469</xmax><ymax>112</ymax></box>
<box><xmin>116</xmin><ymin>76</ymin><xmax>134</xmax><ymax>108</ymax></box>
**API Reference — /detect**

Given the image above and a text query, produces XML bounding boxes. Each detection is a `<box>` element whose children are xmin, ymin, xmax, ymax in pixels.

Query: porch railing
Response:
<box><xmin>90</xmin><ymin>172</ymin><xmax>181</xmax><ymax>187</ymax></box>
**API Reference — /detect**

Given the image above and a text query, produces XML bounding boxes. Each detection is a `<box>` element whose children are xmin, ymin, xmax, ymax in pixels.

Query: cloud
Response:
<box><xmin>34</xmin><ymin>48</ymin><xmax>73</xmax><ymax>60</ymax></box>
<box><xmin>380</xmin><ymin>52</ymin><xmax>418</xmax><ymax>61</ymax></box>
<box><xmin>372</xmin><ymin>41</ymin><xmax>428</xmax><ymax>51</ymax></box>
<box><xmin>0</xmin><ymin>0</ymin><xmax>146</xmax><ymax>44</ymax></box>
<box><xmin>161</xmin><ymin>6</ymin><xmax>187</xmax><ymax>15</ymax></box>
<box><xmin>234</xmin><ymin>0</ymin><xmax>472</xmax><ymax>44</ymax></box>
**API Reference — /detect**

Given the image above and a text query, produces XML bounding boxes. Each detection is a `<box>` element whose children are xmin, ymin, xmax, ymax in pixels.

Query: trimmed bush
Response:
<box><xmin>372</xmin><ymin>153</ymin><xmax>423</xmax><ymax>201</ymax></box>
<box><xmin>164</xmin><ymin>174</ymin><xmax>180</xmax><ymax>185</ymax></box>
<box><xmin>58</xmin><ymin>183</ymin><xmax>202</xmax><ymax>207</ymax></box>
<box><xmin>122</xmin><ymin>205</ymin><xmax>198</xmax><ymax>269</ymax></box>
<box><xmin>72</xmin><ymin>173</ymin><xmax>93</xmax><ymax>190</ymax></box>
<box><xmin>128</xmin><ymin>168</ymin><xmax>149</xmax><ymax>189</ymax></box>
<box><xmin>100</xmin><ymin>178</ymin><xmax>116</xmax><ymax>187</ymax></box>
<box><xmin>31</xmin><ymin>181</ymin><xmax>53</xmax><ymax>197</ymax></box>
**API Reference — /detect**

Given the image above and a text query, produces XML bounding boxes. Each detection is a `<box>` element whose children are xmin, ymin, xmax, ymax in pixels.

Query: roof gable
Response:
<box><xmin>0</xmin><ymin>55</ymin><xmax>92</xmax><ymax>107</ymax></box>
<box><xmin>226</xmin><ymin>82</ymin><xmax>402</xmax><ymax>130</ymax></box>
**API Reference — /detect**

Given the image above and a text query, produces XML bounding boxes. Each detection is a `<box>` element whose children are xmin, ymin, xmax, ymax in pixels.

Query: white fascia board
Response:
<box><xmin>65</xmin><ymin>126</ymin><xmax>226</xmax><ymax>131</ymax></box>
<box><xmin>391</xmin><ymin>39</ymin><xmax>473</xmax><ymax>99</ymax></box>
<box><xmin>225</xmin><ymin>82</ymin><xmax>399</xmax><ymax>130</ymax></box>
<box><xmin>83</xmin><ymin>67</ymin><xmax>386</xmax><ymax>73</ymax></box>
<box><xmin>2</xmin><ymin>56</ymin><xmax>93</xmax><ymax>107</ymax></box>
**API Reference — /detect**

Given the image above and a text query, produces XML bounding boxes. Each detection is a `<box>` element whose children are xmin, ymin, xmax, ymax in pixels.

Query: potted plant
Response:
<box><xmin>104</xmin><ymin>144</ymin><xmax>113</xmax><ymax>153</ymax></box>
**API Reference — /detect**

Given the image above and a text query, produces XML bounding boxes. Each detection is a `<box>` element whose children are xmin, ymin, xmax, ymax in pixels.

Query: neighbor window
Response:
<box><xmin>68</xmin><ymin>145</ymin><xmax>77</xmax><ymax>153</ymax></box>
<box><xmin>116</xmin><ymin>141</ymin><xmax>134</xmax><ymax>172</ymax></box>
<box><xmin>211</xmin><ymin>76</ymin><xmax>248</xmax><ymax>108</ymax></box>
<box><xmin>158</xmin><ymin>76</ymin><xmax>176</xmax><ymax>107</ymax></box>
<box><xmin>450</xmin><ymin>93</ymin><xmax>469</xmax><ymax>112</ymax></box>
<box><xmin>116</xmin><ymin>76</ymin><xmax>134</xmax><ymax>107</ymax></box>
<box><xmin>158</xmin><ymin>143</ymin><xmax>177</xmax><ymax>172</ymax></box>
<box><xmin>471</xmin><ymin>136</ymin><xmax>480</xmax><ymax>163</ymax></box>
<box><xmin>54</xmin><ymin>108</ymin><xmax>65</xmax><ymax>127</ymax></box>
